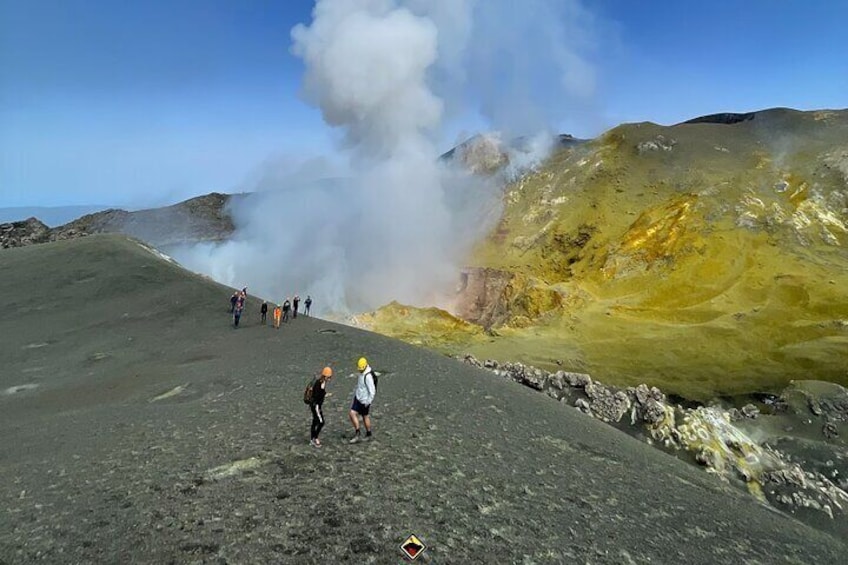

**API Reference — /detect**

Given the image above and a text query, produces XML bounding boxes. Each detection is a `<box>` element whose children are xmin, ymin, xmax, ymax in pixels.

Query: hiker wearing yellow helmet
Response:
<box><xmin>349</xmin><ymin>357</ymin><xmax>376</xmax><ymax>443</ymax></box>
<box><xmin>307</xmin><ymin>366</ymin><xmax>333</xmax><ymax>448</ymax></box>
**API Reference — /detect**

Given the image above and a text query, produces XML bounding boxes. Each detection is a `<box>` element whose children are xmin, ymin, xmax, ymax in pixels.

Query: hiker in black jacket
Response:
<box><xmin>309</xmin><ymin>367</ymin><xmax>333</xmax><ymax>447</ymax></box>
<box><xmin>282</xmin><ymin>298</ymin><xmax>291</xmax><ymax>323</ymax></box>
<box><xmin>260</xmin><ymin>301</ymin><xmax>268</xmax><ymax>324</ymax></box>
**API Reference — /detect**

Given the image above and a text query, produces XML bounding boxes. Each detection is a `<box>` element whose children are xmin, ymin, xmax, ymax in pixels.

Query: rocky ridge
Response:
<box><xmin>0</xmin><ymin>218</ymin><xmax>52</xmax><ymax>248</ymax></box>
<box><xmin>0</xmin><ymin>193</ymin><xmax>235</xmax><ymax>250</ymax></box>
<box><xmin>460</xmin><ymin>353</ymin><xmax>848</xmax><ymax>538</ymax></box>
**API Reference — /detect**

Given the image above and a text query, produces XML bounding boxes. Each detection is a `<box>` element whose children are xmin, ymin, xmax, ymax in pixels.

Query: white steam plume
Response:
<box><xmin>171</xmin><ymin>0</ymin><xmax>602</xmax><ymax>316</ymax></box>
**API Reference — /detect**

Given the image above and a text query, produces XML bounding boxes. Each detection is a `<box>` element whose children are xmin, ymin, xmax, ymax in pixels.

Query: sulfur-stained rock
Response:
<box><xmin>633</xmin><ymin>384</ymin><xmax>651</xmax><ymax>405</ymax></box>
<box><xmin>565</xmin><ymin>372</ymin><xmax>592</xmax><ymax>388</ymax></box>
<box><xmin>584</xmin><ymin>382</ymin><xmax>631</xmax><ymax>423</ymax></box>
<box><xmin>642</xmin><ymin>398</ymin><xmax>668</xmax><ymax>426</ymax></box>
<box><xmin>548</xmin><ymin>371</ymin><xmax>566</xmax><ymax>391</ymax></box>
<box><xmin>575</xmin><ymin>398</ymin><xmax>591</xmax><ymax>414</ymax></box>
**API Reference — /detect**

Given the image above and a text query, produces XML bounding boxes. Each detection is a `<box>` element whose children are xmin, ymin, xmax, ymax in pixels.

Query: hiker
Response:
<box><xmin>304</xmin><ymin>295</ymin><xmax>312</xmax><ymax>316</ymax></box>
<box><xmin>260</xmin><ymin>301</ymin><xmax>268</xmax><ymax>324</ymax></box>
<box><xmin>233</xmin><ymin>291</ymin><xmax>246</xmax><ymax>328</ymax></box>
<box><xmin>229</xmin><ymin>292</ymin><xmax>238</xmax><ymax>313</ymax></box>
<box><xmin>307</xmin><ymin>366</ymin><xmax>333</xmax><ymax>448</ymax></box>
<box><xmin>282</xmin><ymin>298</ymin><xmax>291</xmax><ymax>323</ymax></box>
<box><xmin>349</xmin><ymin>357</ymin><xmax>376</xmax><ymax>443</ymax></box>
<box><xmin>273</xmin><ymin>303</ymin><xmax>282</xmax><ymax>329</ymax></box>
<box><xmin>293</xmin><ymin>295</ymin><xmax>300</xmax><ymax>318</ymax></box>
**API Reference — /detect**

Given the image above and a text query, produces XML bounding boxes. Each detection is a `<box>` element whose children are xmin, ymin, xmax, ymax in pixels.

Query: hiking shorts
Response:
<box><xmin>351</xmin><ymin>398</ymin><xmax>370</xmax><ymax>416</ymax></box>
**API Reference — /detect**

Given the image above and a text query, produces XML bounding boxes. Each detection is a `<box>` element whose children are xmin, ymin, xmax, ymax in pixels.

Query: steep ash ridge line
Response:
<box><xmin>1</xmin><ymin>235</ymin><xmax>846</xmax><ymax>563</ymax></box>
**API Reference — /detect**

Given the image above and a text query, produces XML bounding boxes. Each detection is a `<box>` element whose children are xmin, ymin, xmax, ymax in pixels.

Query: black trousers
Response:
<box><xmin>310</xmin><ymin>404</ymin><xmax>324</xmax><ymax>440</ymax></box>
<box><xmin>261</xmin><ymin>312</ymin><xmax>267</xmax><ymax>323</ymax></box>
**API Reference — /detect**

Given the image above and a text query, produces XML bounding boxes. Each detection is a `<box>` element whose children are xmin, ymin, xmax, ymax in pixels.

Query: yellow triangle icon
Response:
<box><xmin>400</xmin><ymin>534</ymin><xmax>426</xmax><ymax>560</ymax></box>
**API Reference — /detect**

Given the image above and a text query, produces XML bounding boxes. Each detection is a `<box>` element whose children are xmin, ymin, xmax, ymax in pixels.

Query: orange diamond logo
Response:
<box><xmin>400</xmin><ymin>534</ymin><xmax>426</xmax><ymax>561</ymax></box>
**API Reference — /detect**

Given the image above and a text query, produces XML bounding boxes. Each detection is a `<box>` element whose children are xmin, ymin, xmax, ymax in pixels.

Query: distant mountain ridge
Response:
<box><xmin>0</xmin><ymin>205</ymin><xmax>112</xmax><ymax>227</ymax></box>
<box><xmin>1</xmin><ymin>193</ymin><xmax>238</xmax><ymax>250</ymax></box>
<box><xmin>1</xmin><ymin>132</ymin><xmax>585</xmax><ymax>250</ymax></box>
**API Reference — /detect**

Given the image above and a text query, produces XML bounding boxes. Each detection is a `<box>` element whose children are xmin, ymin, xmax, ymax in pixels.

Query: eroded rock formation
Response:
<box><xmin>453</xmin><ymin>268</ymin><xmax>564</xmax><ymax>329</ymax></box>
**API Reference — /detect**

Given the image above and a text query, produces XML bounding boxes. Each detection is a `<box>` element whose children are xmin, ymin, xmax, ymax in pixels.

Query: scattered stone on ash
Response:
<box><xmin>822</xmin><ymin>420</ymin><xmax>839</xmax><ymax>439</ymax></box>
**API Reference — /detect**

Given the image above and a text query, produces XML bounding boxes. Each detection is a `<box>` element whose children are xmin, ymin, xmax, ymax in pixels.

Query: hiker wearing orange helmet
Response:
<box><xmin>307</xmin><ymin>366</ymin><xmax>333</xmax><ymax>448</ymax></box>
<box><xmin>349</xmin><ymin>357</ymin><xmax>376</xmax><ymax>443</ymax></box>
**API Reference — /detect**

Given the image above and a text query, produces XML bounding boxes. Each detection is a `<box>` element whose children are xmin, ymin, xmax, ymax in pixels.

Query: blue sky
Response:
<box><xmin>1</xmin><ymin>0</ymin><xmax>846</xmax><ymax>208</ymax></box>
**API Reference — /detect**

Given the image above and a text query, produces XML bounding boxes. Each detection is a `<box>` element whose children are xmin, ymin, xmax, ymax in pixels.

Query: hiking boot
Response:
<box><xmin>349</xmin><ymin>433</ymin><xmax>361</xmax><ymax>444</ymax></box>
<box><xmin>310</xmin><ymin>439</ymin><xmax>322</xmax><ymax>448</ymax></box>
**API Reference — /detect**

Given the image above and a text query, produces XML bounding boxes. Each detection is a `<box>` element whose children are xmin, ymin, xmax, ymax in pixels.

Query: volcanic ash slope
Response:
<box><xmin>0</xmin><ymin>235</ymin><xmax>845</xmax><ymax>563</ymax></box>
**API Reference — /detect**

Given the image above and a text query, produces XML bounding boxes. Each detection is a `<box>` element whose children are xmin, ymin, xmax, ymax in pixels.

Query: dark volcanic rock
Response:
<box><xmin>55</xmin><ymin>193</ymin><xmax>236</xmax><ymax>247</ymax></box>
<box><xmin>1</xmin><ymin>192</ymin><xmax>237</xmax><ymax>252</ymax></box>
<box><xmin>0</xmin><ymin>217</ymin><xmax>52</xmax><ymax>248</ymax></box>
<box><xmin>682</xmin><ymin>112</ymin><xmax>757</xmax><ymax>125</ymax></box>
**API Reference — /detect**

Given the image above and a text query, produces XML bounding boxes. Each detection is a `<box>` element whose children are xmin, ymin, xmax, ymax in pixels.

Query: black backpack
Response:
<box><xmin>303</xmin><ymin>378</ymin><xmax>317</xmax><ymax>404</ymax></box>
<box><xmin>366</xmin><ymin>369</ymin><xmax>379</xmax><ymax>389</ymax></box>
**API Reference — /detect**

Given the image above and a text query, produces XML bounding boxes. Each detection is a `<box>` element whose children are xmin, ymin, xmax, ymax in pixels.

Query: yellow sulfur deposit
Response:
<box><xmin>676</xmin><ymin>407</ymin><xmax>778</xmax><ymax>500</ymax></box>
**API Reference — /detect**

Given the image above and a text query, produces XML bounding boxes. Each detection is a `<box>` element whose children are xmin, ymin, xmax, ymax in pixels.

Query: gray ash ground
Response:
<box><xmin>1</xmin><ymin>236</ymin><xmax>846</xmax><ymax>564</ymax></box>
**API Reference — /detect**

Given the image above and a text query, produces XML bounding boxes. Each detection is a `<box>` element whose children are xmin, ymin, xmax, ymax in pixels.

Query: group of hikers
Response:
<box><xmin>305</xmin><ymin>357</ymin><xmax>377</xmax><ymax>448</ymax></box>
<box><xmin>227</xmin><ymin>288</ymin><xmax>374</xmax><ymax>448</ymax></box>
<box><xmin>229</xmin><ymin>288</ymin><xmax>312</xmax><ymax>329</ymax></box>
